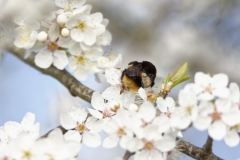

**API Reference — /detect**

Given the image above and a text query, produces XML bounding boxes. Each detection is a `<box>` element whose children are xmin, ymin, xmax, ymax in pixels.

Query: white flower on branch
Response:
<box><xmin>37</xmin><ymin>128</ymin><xmax>81</xmax><ymax>160</ymax></box>
<box><xmin>170</xmin><ymin>87</ymin><xmax>198</xmax><ymax>130</ymax></box>
<box><xmin>66</xmin><ymin>12</ymin><xmax>105</xmax><ymax>45</ymax></box>
<box><xmin>97</xmin><ymin>54</ymin><xmax>122</xmax><ymax>69</ymax></box>
<box><xmin>68</xmin><ymin>43</ymin><xmax>103</xmax><ymax>80</ymax></box>
<box><xmin>34</xmin><ymin>40</ymin><xmax>68</xmax><ymax>70</ymax></box>
<box><xmin>105</xmin><ymin>68</ymin><xmax>122</xmax><ymax>85</ymax></box>
<box><xmin>60</xmin><ymin>104</ymin><xmax>103</xmax><ymax>147</ymax></box>
<box><xmin>193</xmin><ymin>82</ymin><xmax>240</xmax><ymax>142</ymax></box>
<box><xmin>193</xmin><ymin>72</ymin><xmax>230</xmax><ymax>101</ymax></box>
<box><xmin>88</xmin><ymin>92</ymin><xmax>122</xmax><ymax>119</ymax></box>
<box><xmin>0</xmin><ymin>112</ymin><xmax>40</xmax><ymax>144</ymax></box>
<box><xmin>96</xmin><ymin>19</ymin><xmax>112</xmax><ymax>46</ymax></box>
<box><xmin>55</xmin><ymin>0</ymin><xmax>87</xmax><ymax>15</ymax></box>
<box><xmin>13</xmin><ymin>19</ymin><xmax>40</xmax><ymax>49</ymax></box>
<box><xmin>102</xmin><ymin>112</ymin><xmax>133</xmax><ymax>148</ymax></box>
<box><xmin>123</xmin><ymin>125</ymin><xmax>175</xmax><ymax>160</ymax></box>
<box><xmin>10</xmin><ymin>133</ymin><xmax>39</xmax><ymax>160</ymax></box>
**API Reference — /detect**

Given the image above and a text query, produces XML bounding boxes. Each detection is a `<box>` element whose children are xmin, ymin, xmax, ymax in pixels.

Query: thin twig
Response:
<box><xmin>123</xmin><ymin>151</ymin><xmax>134</xmax><ymax>160</ymax></box>
<box><xmin>202</xmin><ymin>136</ymin><xmax>213</xmax><ymax>154</ymax></box>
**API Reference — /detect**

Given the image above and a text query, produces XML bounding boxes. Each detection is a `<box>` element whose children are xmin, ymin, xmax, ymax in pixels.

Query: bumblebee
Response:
<box><xmin>121</xmin><ymin>61</ymin><xmax>157</xmax><ymax>92</ymax></box>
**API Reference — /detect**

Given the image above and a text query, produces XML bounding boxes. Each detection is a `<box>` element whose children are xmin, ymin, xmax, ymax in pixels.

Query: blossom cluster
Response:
<box><xmin>170</xmin><ymin>72</ymin><xmax>240</xmax><ymax>147</ymax></box>
<box><xmin>1</xmin><ymin>71</ymin><xmax>240</xmax><ymax>160</ymax></box>
<box><xmin>0</xmin><ymin>112</ymin><xmax>81</xmax><ymax>160</ymax></box>
<box><xmin>12</xmin><ymin>0</ymin><xmax>114</xmax><ymax>80</ymax></box>
<box><xmin>59</xmin><ymin>66</ymin><xmax>240</xmax><ymax>159</ymax></box>
<box><xmin>60</xmin><ymin>67</ymin><xmax>179</xmax><ymax>160</ymax></box>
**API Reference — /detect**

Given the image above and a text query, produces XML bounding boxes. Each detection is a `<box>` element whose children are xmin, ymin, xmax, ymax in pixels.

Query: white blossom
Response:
<box><xmin>14</xmin><ymin>19</ymin><xmax>40</xmax><ymax>49</ymax></box>
<box><xmin>193</xmin><ymin>72</ymin><xmax>230</xmax><ymax>101</ymax></box>
<box><xmin>68</xmin><ymin>43</ymin><xmax>103</xmax><ymax>80</ymax></box>
<box><xmin>0</xmin><ymin>112</ymin><xmax>40</xmax><ymax>144</ymax></box>
<box><xmin>102</xmin><ymin>112</ymin><xmax>133</xmax><ymax>148</ymax></box>
<box><xmin>97</xmin><ymin>54</ymin><xmax>122</xmax><ymax>69</ymax></box>
<box><xmin>66</xmin><ymin>12</ymin><xmax>105</xmax><ymax>45</ymax></box>
<box><xmin>89</xmin><ymin>92</ymin><xmax>122</xmax><ymax>119</ymax></box>
<box><xmin>60</xmin><ymin>104</ymin><xmax>103</xmax><ymax>147</ymax></box>
<box><xmin>34</xmin><ymin>40</ymin><xmax>68</xmax><ymax>70</ymax></box>
<box><xmin>170</xmin><ymin>88</ymin><xmax>198</xmax><ymax>130</ymax></box>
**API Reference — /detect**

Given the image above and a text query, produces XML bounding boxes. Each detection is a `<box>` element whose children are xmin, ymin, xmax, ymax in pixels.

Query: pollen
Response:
<box><xmin>77</xmin><ymin>56</ymin><xmax>85</xmax><ymax>64</ymax></box>
<box><xmin>232</xmin><ymin>124</ymin><xmax>240</xmax><ymax>130</ymax></box>
<box><xmin>205</xmin><ymin>85</ymin><xmax>212</xmax><ymax>93</ymax></box>
<box><xmin>211</xmin><ymin>111</ymin><xmax>221</xmax><ymax>121</ymax></box>
<box><xmin>76</xmin><ymin>123</ymin><xmax>85</xmax><ymax>133</ymax></box>
<box><xmin>117</xmin><ymin>128</ymin><xmax>126</xmax><ymax>137</ymax></box>
<box><xmin>77</xmin><ymin>22</ymin><xmax>86</xmax><ymax>29</ymax></box>
<box><xmin>185</xmin><ymin>106</ymin><xmax>192</xmax><ymax>115</ymax></box>
<box><xmin>144</xmin><ymin>141</ymin><xmax>154</xmax><ymax>150</ymax></box>
<box><xmin>23</xmin><ymin>151</ymin><xmax>32</xmax><ymax>158</ymax></box>
<box><xmin>47</xmin><ymin>42</ymin><xmax>58</xmax><ymax>52</ymax></box>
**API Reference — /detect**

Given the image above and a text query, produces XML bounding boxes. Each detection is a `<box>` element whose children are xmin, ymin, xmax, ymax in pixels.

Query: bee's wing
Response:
<box><xmin>125</xmin><ymin>63</ymin><xmax>142</xmax><ymax>77</ymax></box>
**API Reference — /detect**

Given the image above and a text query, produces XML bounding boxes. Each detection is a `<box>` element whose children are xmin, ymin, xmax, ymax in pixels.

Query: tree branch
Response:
<box><xmin>5</xmin><ymin>45</ymin><xmax>223</xmax><ymax>160</ymax></box>
<box><xmin>6</xmin><ymin>45</ymin><xmax>94</xmax><ymax>102</ymax></box>
<box><xmin>202</xmin><ymin>136</ymin><xmax>213</xmax><ymax>154</ymax></box>
<box><xmin>176</xmin><ymin>139</ymin><xmax>222</xmax><ymax>160</ymax></box>
<box><xmin>123</xmin><ymin>151</ymin><xmax>134</xmax><ymax>160</ymax></box>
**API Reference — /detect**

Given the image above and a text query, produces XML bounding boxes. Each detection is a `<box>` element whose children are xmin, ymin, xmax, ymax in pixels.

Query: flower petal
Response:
<box><xmin>224</xmin><ymin>130</ymin><xmax>239</xmax><ymax>147</ymax></box>
<box><xmin>35</xmin><ymin>50</ymin><xmax>53</xmax><ymax>68</ymax></box>
<box><xmin>193</xmin><ymin>116</ymin><xmax>211</xmax><ymax>130</ymax></box>
<box><xmin>138</xmin><ymin>101</ymin><xmax>156</xmax><ymax>122</ymax></box>
<box><xmin>4</xmin><ymin>121</ymin><xmax>22</xmax><ymax>139</ymax></box>
<box><xmin>21</xmin><ymin>112</ymin><xmax>35</xmax><ymax>131</ymax></box>
<box><xmin>64</xmin><ymin>130</ymin><xmax>82</xmax><ymax>142</ymax></box>
<box><xmin>155</xmin><ymin>136</ymin><xmax>175</xmax><ymax>152</ymax></box>
<box><xmin>74</xmin><ymin>69</ymin><xmax>88</xmax><ymax>80</ymax></box>
<box><xmin>91</xmin><ymin>92</ymin><xmax>105</xmax><ymax>111</ymax></box>
<box><xmin>71</xmin><ymin>28</ymin><xmax>84</xmax><ymax>42</ymax></box>
<box><xmin>88</xmin><ymin>108</ymin><xmax>103</xmax><ymax>119</ymax></box>
<box><xmin>83</xmin><ymin>131</ymin><xmax>101</xmax><ymax>147</ymax></box>
<box><xmin>208</xmin><ymin>120</ymin><xmax>227</xmax><ymax>140</ymax></box>
<box><xmin>102</xmin><ymin>134</ymin><xmax>119</xmax><ymax>148</ymax></box>
<box><xmin>60</xmin><ymin>112</ymin><xmax>76</xmax><ymax>130</ymax></box>
<box><xmin>53</xmin><ymin>50</ymin><xmax>68</xmax><ymax>70</ymax></box>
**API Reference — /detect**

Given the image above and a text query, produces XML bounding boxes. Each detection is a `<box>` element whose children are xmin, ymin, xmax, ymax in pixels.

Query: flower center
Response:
<box><xmin>144</xmin><ymin>141</ymin><xmax>154</xmax><ymax>150</ymax></box>
<box><xmin>205</xmin><ymin>85</ymin><xmax>212</xmax><ymax>93</ymax></box>
<box><xmin>23</xmin><ymin>151</ymin><xmax>31</xmax><ymax>159</ymax></box>
<box><xmin>77</xmin><ymin>22</ymin><xmax>85</xmax><ymax>29</ymax></box>
<box><xmin>64</xmin><ymin>5</ymin><xmax>73</xmax><ymax>12</ymax></box>
<box><xmin>165</xmin><ymin>112</ymin><xmax>171</xmax><ymax>118</ymax></box>
<box><xmin>211</xmin><ymin>111</ymin><xmax>221</xmax><ymax>121</ymax></box>
<box><xmin>102</xmin><ymin>109</ymin><xmax>111</xmax><ymax>118</ymax></box>
<box><xmin>77</xmin><ymin>55</ymin><xmax>86</xmax><ymax>64</ymax></box>
<box><xmin>185</xmin><ymin>106</ymin><xmax>192</xmax><ymax>115</ymax></box>
<box><xmin>47</xmin><ymin>42</ymin><xmax>58</xmax><ymax>52</ymax></box>
<box><xmin>232</xmin><ymin>124</ymin><xmax>240</xmax><ymax>130</ymax></box>
<box><xmin>117</xmin><ymin>128</ymin><xmax>126</xmax><ymax>137</ymax></box>
<box><xmin>76</xmin><ymin>123</ymin><xmax>85</xmax><ymax>133</ymax></box>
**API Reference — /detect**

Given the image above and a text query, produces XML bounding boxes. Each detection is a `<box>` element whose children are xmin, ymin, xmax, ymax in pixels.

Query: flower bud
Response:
<box><xmin>37</xmin><ymin>31</ymin><xmax>48</xmax><ymax>42</ymax></box>
<box><xmin>61</xmin><ymin>28</ymin><xmax>70</xmax><ymax>37</ymax></box>
<box><xmin>57</xmin><ymin>14</ymin><xmax>68</xmax><ymax>26</ymax></box>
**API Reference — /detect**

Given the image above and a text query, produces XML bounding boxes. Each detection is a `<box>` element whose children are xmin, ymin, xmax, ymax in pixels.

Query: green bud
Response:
<box><xmin>171</xmin><ymin>62</ymin><xmax>188</xmax><ymax>82</ymax></box>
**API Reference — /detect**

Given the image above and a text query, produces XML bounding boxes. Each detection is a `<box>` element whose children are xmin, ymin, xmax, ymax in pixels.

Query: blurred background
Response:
<box><xmin>1</xmin><ymin>0</ymin><xmax>240</xmax><ymax>159</ymax></box>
